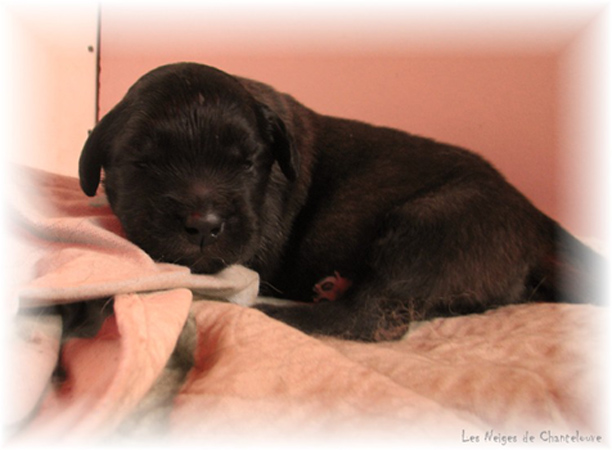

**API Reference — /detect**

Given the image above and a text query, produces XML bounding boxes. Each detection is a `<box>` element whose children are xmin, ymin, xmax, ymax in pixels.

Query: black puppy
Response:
<box><xmin>79</xmin><ymin>62</ymin><xmax>605</xmax><ymax>341</ymax></box>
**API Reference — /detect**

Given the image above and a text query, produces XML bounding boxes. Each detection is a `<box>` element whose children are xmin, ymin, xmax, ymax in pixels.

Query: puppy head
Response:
<box><xmin>79</xmin><ymin>63</ymin><xmax>298</xmax><ymax>273</ymax></box>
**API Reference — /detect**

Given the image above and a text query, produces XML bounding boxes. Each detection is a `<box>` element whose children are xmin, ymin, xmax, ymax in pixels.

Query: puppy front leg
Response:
<box><xmin>253</xmin><ymin>288</ymin><xmax>412</xmax><ymax>342</ymax></box>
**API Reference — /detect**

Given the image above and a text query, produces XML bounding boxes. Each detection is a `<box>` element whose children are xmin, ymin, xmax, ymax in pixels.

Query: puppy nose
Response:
<box><xmin>184</xmin><ymin>212</ymin><xmax>225</xmax><ymax>247</ymax></box>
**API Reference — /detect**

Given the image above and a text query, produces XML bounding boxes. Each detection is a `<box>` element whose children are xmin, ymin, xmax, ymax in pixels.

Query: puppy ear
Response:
<box><xmin>79</xmin><ymin>104</ymin><xmax>125</xmax><ymax>196</ymax></box>
<box><xmin>258</xmin><ymin>104</ymin><xmax>299</xmax><ymax>181</ymax></box>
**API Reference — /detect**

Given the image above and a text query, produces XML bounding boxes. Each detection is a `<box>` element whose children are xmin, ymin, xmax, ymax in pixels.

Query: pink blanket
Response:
<box><xmin>5</xmin><ymin>166</ymin><xmax>608</xmax><ymax>446</ymax></box>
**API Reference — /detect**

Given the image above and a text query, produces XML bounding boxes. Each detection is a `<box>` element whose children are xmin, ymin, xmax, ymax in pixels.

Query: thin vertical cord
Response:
<box><xmin>94</xmin><ymin>2</ymin><xmax>102</xmax><ymax>124</ymax></box>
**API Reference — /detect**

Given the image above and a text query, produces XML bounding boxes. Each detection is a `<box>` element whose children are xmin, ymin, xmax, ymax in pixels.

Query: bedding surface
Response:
<box><xmin>4</xmin><ymin>166</ymin><xmax>608</xmax><ymax>447</ymax></box>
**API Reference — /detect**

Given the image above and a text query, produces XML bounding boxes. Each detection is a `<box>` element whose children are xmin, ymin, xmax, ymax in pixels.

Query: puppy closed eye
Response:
<box><xmin>242</xmin><ymin>159</ymin><xmax>254</xmax><ymax>172</ymax></box>
<box><xmin>132</xmin><ymin>160</ymin><xmax>151</xmax><ymax>170</ymax></box>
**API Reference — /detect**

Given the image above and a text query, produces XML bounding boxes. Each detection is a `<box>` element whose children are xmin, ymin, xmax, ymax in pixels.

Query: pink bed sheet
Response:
<box><xmin>4</xmin><ymin>166</ymin><xmax>608</xmax><ymax>446</ymax></box>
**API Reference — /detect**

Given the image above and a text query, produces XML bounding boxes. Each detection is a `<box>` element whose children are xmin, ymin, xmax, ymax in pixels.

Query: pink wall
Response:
<box><xmin>98</xmin><ymin>4</ymin><xmax>607</xmax><ymax>240</ymax></box>
<box><xmin>3</xmin><ymin>2</ymin><xmax>98</xmax><ymax>177</ymax></box>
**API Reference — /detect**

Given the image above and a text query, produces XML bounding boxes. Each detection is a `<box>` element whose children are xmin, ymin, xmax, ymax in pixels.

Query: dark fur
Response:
<box><xmin>79</xmin><ymin>62</ymin><xmax>606</xmax><ymax>341</ymax></box>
